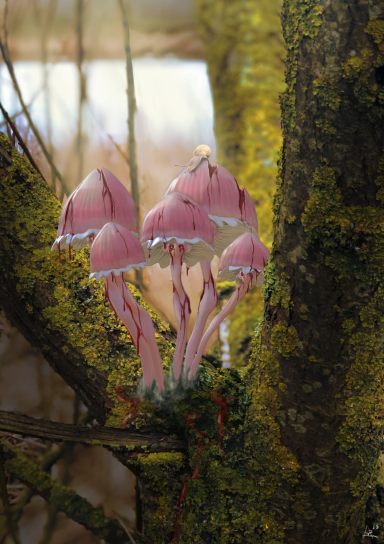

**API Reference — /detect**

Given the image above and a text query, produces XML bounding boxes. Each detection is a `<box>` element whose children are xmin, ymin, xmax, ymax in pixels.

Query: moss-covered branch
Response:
<box><xmin>0</xmin><ymin>132</ymin><xmax>175</xmax><ymax>427</ymax></box>
<box><xmin>0</xmin><ymin>410</ymin><xmax>186</xmax><ymax>452</ymax></box>
<box><xmin>0</xmin><ymin>440</ymin><xmax>152</xmax><ymax>544</ymax></box>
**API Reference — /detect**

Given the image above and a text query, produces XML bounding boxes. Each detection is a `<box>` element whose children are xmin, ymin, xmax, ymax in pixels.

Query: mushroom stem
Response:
<box><xmin>104</xmin><ymin>274</ymin><xmax>165</xmax><ymax>392</ymax></box>
<box><xmin>169</xmin><ymin>243</ymin><xmax>191</xmax><ymax>380</ymax></box>
<box><xmin>188</xmin><ymin>273</ymin><xmax>255</xmax><ymax>378</ymax></box>
<box><xmin>183</xmin><ymin>260</ymin><xmax>217</xmax><ymax>377</ymax></box>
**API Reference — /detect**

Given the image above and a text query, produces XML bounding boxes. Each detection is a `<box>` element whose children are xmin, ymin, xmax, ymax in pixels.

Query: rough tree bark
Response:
<box><xmin>1</xmin><ymin>1</ymin><xmax>384</xmax><ymax>543</ymax></box>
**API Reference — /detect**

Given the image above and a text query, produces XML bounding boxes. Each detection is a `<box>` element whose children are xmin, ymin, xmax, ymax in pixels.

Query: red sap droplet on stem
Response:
<box><xmin>186</xmin><ymin>267</ymin><xmax>189</xmax><ymax>276</ymax></box>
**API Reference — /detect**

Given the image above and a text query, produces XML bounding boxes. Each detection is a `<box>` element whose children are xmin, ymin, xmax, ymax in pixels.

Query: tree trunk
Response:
<box><xmin>253</xmin><ymin>0</ymin><xmax>384</xmax><ymax>541</ymax></box>
<box><xmin>1</xmin><ymin>0</ymin><xmax>384</xmax><ymax>542</ymax></box>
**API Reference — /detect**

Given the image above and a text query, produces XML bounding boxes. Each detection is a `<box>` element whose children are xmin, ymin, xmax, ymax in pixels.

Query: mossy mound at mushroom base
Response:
<box><xmin>119</xmin><ymin>354</ymin><xmax>299</xmax><ymax>544</ymax></box>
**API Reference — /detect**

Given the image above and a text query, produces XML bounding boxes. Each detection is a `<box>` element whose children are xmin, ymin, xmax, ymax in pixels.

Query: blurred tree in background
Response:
<box><xmin>196</xmin><ymin>0</ymin><xmax>285</xmax><ymax>367</ymax></box>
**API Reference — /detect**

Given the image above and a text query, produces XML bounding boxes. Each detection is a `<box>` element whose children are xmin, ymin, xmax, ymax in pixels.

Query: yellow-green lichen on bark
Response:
<box><xmin>2</xmin><ymin>442</ymin><xmax>110</xmax><ymax>531</ymax></box>
<box><xmin>271</xmin><ymin>323</ymin><xmax>299</xmax><ymax>358</ymax></box>
<box><xmin>280</xmin><ymin>0</ymin><xmax>322</xmax><ymax>133</ymax></box>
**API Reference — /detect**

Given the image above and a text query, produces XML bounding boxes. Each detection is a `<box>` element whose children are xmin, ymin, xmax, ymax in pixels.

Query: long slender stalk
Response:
<box><xmin>0</xmin><ymin>1</ymin><xmax>70</xmax><ymax>196</ymax></box>
<box><xmin>0</xmin><ymin>450</ymin><xmax>20</xmax><ymax>544</ymax></box>
<box><xmin>117</xmin><ymin>0</ymin><xmax>139</xmax><ymax>219</ymax></box>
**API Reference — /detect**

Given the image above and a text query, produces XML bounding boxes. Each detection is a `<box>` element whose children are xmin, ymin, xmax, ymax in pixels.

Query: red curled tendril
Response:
<box><xmin>172</xmin><ymin>396</ymin><xmax>233</xmax><ymax>541</ymax></box>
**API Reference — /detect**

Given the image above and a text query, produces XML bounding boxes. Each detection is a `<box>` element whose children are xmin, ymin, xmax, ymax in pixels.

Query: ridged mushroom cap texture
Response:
<box><xmin>52</xmin><ymin>168</ymin><xmax>138</xmax><ymax>251</ymax></box>
<box><xmin>163</xmin><ymin>157</ymin><xmax>257</xmax><ymax>228</ymax></box>
<box><xmin>140</xmin><ymin>192</ymin><xmax>215</xmax><ymax>269</ymax></box>
<box><xmin>163</xmin><ymin>156</ymin><xmax>258</xmax><ymax>256</ymax></box>
<box><xmin>218</xmin><ymin>232</ymin><xmax>270</xmax><ymax>285</ymax></box>
<box><xmin>90</xmin><ymin>223</ymin><xmax>146</xmax><ymax>281</ymax></box>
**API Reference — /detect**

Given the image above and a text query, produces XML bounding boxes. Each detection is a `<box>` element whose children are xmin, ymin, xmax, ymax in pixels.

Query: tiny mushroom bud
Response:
<box><xmin>140</xmin><ymin>192</ymin><xmax>215</xmax><ymax>380</ymax></box>
<box><xmin>52</xmin><ymin>168</ymin><xmax>138</xmax><ymax>261</ymax></box>
<box><xmin>188</xmin><ymin>232</ymin><xmax>270</xmax><ymax>379</ymax></box>
<box><xmin>90</xmin><ymin>222</ymin><xmax>164</xmax><ymax>392</ymax></box>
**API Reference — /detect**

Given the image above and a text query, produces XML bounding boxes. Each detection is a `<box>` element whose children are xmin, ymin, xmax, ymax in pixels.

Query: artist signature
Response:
<box><xmin>363</xmin><ymin>524</ymin><xmax>379</xmax><ymax>539</ymax></box>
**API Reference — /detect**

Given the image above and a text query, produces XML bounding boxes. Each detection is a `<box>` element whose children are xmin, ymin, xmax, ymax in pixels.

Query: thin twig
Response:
<box><xmin>0</xmin><ymin>449</ymin><xmax>20</xmax><ymax>544</ymax></box>
<box><xmin>126</xmin><ymin>527</ymin><xmax>137</xmax><ymax>544</ymax></box>
<box><xmin>107</xmin><ymin>133</ymin><xmax>129</xmax><ymax>163</ymax></box>
<box><xmin>0</xmin><ymin>3</ymin><xmax>70</xmax><ymax>196</ymax></box>
<box><xmin>117</xmin><ymin>0</ymin><xmax>139</xmax><ymax>219</ymax></box>
<box><xmin>0</xmin><ymin>101</ymin><xmax>46</xmax><ymax>181</ymax></box>
<box><xmin>40</xmin><ymin>0</ymin><xmax>59</xmax><ymax>190</ymax></box>
<box><xmin>1</xmin><ymin>0</ymin><xmax>8</xmax><ymax>49</ymax></box>
<box><xmin>76</xmin><ymin>0</ymin><xmax>86</xmax><ymax>184</ymax></box>
<box><xmin>0</xmin><ymin>90</ymin><xmax>41</xmax><ymax>128</ymax></box>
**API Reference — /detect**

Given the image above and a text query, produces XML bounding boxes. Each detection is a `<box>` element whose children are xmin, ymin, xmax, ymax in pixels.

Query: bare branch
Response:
<box><xmin>0</xmin><ymin>440</ymin><xmax>153</xmax><ymax>544</ymax></box>
<box><xmin>0</xmin><ymin>89</ymin><xmax>41</xmax><ymax>128</ymax></box>
<box><xmin>107</xmin><ymin>133</ymin><xmax>130</xmax><ymax>164</ymax></box>
<box><xmin>0</xmin><ymin>411</ymin><xmax>186</xmax><ymax>452</ymax></box>
<box><xmin>76</xmin><ymin>0</ymin><xmax>86</xmax><ymax>184</ymax></box>
<box><xmin>117</xmin><ymin>0</ymin><xmax>139</xmax><ymax>219</ymax></box>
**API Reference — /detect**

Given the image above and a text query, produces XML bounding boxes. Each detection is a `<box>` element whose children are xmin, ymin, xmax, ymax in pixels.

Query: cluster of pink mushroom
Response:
<box><xmin>51</xmin><ymin>145</ymin><xmax>270</xmax><ymax>394</ymax></box>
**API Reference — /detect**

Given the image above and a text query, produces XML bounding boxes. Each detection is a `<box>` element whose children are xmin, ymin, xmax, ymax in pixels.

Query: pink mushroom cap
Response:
<box><xmin>218</xmin><ymin>232</ymin><xmax>270</xmax><ymax>286</ymax></box>
<box><xmin>52</xmin><ymin>168</ymin><xmax>138</xmax><ymax>252</ymax></box>
<box><xmin>90</xmin><ymin>223</ymin><xmax>146</xmax><ymax>281</ymax></box>
<box><xmin>163</xmin><ymin>155</ymin><xmax>258</xmax><ymax>256</ymax></box>
<box><xmin>140</xmin><ymin>192</ymin><xmax>215</xmax><ymax>269</ymax></box>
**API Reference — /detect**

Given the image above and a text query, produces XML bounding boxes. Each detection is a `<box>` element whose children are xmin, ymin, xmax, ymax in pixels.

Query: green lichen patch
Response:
<box><xmin>260</xmin><ymin>351</ymin><xmax>279</xmax><ymax>386</ymax></box>
<box><xmin>271</xmin><ymin>323</ymin><xmax>299</xmax><ymax>358</ymax></box>
<box><xmin>315</xmin><ymin>118</ymin><xmax>337</xmax><ymax>135</ymax></box>
<box><xmin>302</xmin><ymin>165</ymin><xmax>384</xmax><ymax>281</ymax></box>
<box><xmin>280</xmin><ymin>0</ymin><xmax>322</xmax><ymax>132</ymax></box>
<box><xmin>313</xmin><ymin>76</ymin><xmax>341</xmax><ymax>111</ymax></box>
<box><xmin>262</xmin><ymin>258</ymin><xmax>291</xmax><ymax>311</ymax></box>
<box><xmin>365</xmin><ymin>18</ymin><xmax>384</xmax><ymax>45</ymax></box>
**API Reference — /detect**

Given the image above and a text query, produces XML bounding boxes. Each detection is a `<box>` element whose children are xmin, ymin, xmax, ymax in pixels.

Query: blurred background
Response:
<box><xmin>0</xmin><ymin>0</ymin><xmax>284</xmax><ymax>541</ymax></box>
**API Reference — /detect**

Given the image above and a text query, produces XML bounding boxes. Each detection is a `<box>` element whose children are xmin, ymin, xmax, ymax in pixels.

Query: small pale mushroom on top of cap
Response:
<box><xmin>188</xmin><ymin>232</ymin><xmax>270</xmax><ymax>379</ymax></box>
<box><xmin>140</xmin><ymin>192</ymin><xmax>215</xmax><ymax>380</ymax></box>
<box><xmin>51</xmin><ymin>167</ymin><xmax>138</xmax><ymax>261</ymax></box>
<box><xmin>164</xmin><ymin>145</ymin><xmax>258</xmax><ymax>376</ymax></box>
<box><xmin>90</xmin><ymin>222</ymin><xmax>164</xmax><ymax>392</ymax></box>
